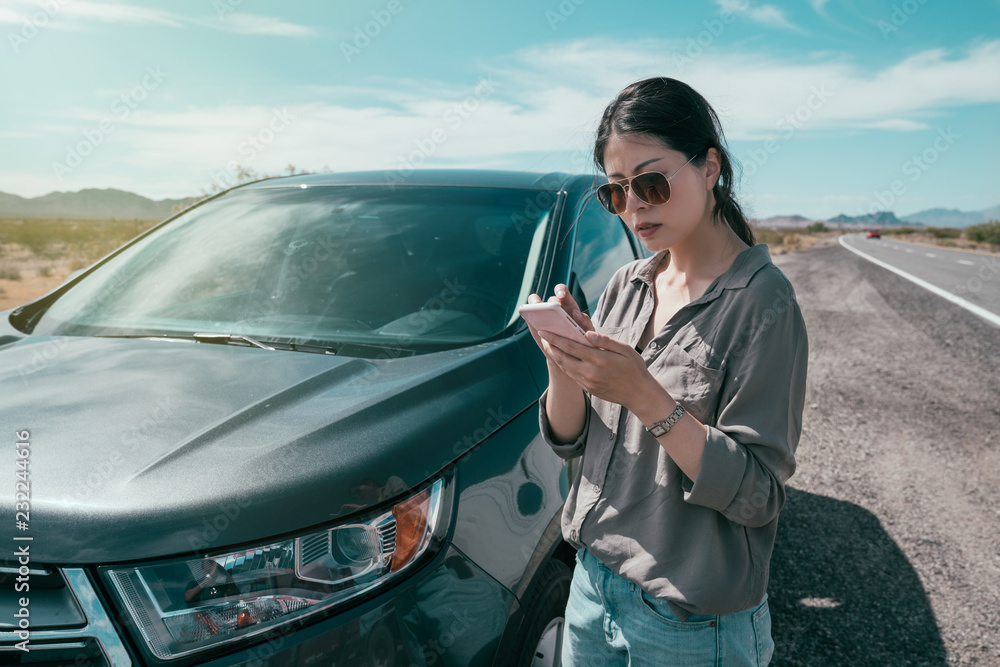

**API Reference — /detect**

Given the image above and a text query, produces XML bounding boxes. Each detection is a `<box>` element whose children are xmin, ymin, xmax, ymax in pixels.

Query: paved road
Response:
<box><xmin>767</xmin><ymin>242</ymin><xmax>1000</xmax><ymax>666</ymax></box>
<box><xmin>839</xmin><ymin>233</ymin><xmax>1000</xmax><ymax>324</ymax></box>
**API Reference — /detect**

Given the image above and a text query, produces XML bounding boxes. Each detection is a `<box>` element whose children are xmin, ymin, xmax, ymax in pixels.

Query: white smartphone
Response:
<box><xmin>518</xmin><ymin>302</ymin><xmax>594</xmax><ymax>347</ymax></box>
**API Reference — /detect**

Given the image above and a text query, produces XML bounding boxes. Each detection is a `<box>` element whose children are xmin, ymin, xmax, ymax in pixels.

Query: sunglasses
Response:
<box><xmin>595</xmin><ymin>152</ymin><xmax>701</xmax><ymax>215</ymax></box>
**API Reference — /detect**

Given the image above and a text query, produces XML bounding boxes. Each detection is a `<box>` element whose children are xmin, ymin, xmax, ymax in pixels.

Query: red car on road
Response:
<box><xmin>867</xmin><ymin>230</ymin><xmax>881</xmax><ymax>239</ymax></box>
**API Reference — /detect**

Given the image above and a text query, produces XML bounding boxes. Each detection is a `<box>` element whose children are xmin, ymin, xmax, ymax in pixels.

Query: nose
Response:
<box><xmin>623</xmin><ymin>183</ymin><xmax>647</xmax><ymax>214</ymax></box>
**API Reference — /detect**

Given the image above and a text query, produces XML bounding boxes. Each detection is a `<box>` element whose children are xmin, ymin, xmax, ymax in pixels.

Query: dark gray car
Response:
<box><xmin>0</xmin><ymin>170</ymin><xmax>647</xmax><ymax>666</ymax></box>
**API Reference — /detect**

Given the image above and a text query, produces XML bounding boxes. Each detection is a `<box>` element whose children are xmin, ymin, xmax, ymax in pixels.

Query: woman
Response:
<box><xmin>524</xmin><ymin>77</ymin><xmax>809</xmax><ymax>665</ymax></box>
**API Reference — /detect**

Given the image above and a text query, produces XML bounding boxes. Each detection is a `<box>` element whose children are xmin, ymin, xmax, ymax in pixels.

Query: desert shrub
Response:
<box><xmin>755</xmin><ymin>229</ymin><xmax>788</xmax><ymax>246</ymax></box>
<box><xmin>0</xmin><ymin>267</ymin><xmax>21</xmax><ymax>281</ymax></box>
<box><xmin>0</xmin><ymin>218</ymin><xmax>160</xmax><ymax>263</ymax></box>
<box><xmin>926</xmin><ymin>227</ymin><xmax>962</xmax><ymax>239</ymax></box>
<box><xmin>805</xmin><ymin>222</ymin><xmax>828</xmax><ymax>233</ymax></box>
<box><xmin>965</xmin><ymin>220</ymin><xmax>1000</xmax><ymax>245</ymax></box>
<box><xmin>885</xmin><ymin>227</ymin><xmax>915</xmax><ymax>235</ymax></box>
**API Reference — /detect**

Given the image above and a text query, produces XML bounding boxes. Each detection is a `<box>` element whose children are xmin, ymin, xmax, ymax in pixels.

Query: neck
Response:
<box><xmin>657</xmin><ymin>220</ymin><xmax>747</xmax><ymax>284</ymax></box>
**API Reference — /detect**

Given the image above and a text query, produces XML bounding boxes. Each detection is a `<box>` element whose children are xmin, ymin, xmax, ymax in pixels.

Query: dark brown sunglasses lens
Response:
<box><xmin>633</xmin><ymin>173</ymin><xmax>670</xmax><ymax>205</ymax></box>
<box><xmin>598</xmin><ymin>185</ymin><xmax>626</xmax><ymax>214</ymax></box>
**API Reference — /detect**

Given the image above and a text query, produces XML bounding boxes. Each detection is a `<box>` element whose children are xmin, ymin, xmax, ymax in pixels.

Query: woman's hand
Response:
<box><xmin>524</xmin><ymin>284</ymin><xmax>659</xmax><ymax>410</ymax></box>
<box><xmin>523</xmin><ymin>284</ymin><xmax>595</xmax><ymax>361</ymax></box>
<box><xmin>538</xmin><ymin>326</ymin><xmax>659</xmax><ymax>411</ymax></box>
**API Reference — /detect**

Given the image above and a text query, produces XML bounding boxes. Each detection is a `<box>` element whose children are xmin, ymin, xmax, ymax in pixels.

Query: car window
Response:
<box><xmin>570</xmin><ymin>197</ymin><xmax>637</xmax><ymax>315</ymax></box>
<box><xmin>25</xmin><ymin>185</ymin><xmax>556</xmax><ymax>354</ymax></box>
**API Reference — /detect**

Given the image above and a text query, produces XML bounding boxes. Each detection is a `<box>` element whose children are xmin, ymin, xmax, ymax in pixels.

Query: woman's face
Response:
<box><xmin>600</xmin><ymin>133</ymin><xmax>718</xmax><ymax>253</ymax></box>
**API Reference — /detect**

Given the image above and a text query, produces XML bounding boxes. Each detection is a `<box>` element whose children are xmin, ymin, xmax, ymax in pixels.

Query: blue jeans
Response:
<box><xmin>561</xmin><ymin>548</ymin><xmax>774</xmax><ymax>666</ymax></box>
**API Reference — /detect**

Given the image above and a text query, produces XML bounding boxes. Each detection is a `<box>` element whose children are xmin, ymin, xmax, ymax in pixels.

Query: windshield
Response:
<box><xmin>24</xmin><ymin>184</ymin><xmax>555</xmax><ymax>355</ymax></box>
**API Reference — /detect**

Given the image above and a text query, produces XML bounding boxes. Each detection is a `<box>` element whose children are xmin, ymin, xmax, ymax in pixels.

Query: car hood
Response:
<box><xmin>0</xmin><ymin>333</ymin><xmax>540</xmax><ymax>563</ymax></box>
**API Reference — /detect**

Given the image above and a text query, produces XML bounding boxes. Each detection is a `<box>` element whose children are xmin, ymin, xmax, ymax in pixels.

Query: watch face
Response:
<box><xmin>649</xmin><ymin>424</ymin><xmax>667</xmax><ymax>437</ymax></box>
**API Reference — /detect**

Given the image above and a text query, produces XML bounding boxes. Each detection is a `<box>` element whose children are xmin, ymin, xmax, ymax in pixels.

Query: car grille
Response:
<box><xmin>0</xmin><ymin>566</ymin><xmax>132</xmax><ymax>666</ymax></box>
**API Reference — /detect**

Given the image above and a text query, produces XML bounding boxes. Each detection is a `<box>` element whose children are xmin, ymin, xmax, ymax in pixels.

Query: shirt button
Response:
<box><xmin>649</xmin><ymin>341</ymin><xmax>657</xmax><ymax>349</ymax></box>
<box><xmin>570</xmin><ymin>530</ymin><xmax>578</xmax><ymax>541</ymax></box>
<box><xmin>592</xmin><ymin>484</ymin><xmax>600</xmax><ymax>494</ymax></box>
<box><xmin>608</xmin><ymin>432</ymin><xmax>615</xmax><ymax>441</ymax></box>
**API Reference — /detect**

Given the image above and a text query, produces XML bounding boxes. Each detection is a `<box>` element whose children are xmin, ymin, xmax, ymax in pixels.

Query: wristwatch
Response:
<box><xmin>645</xmin><ymin>403</ymin><xmax>685</xmax><ymax>437</ymax></box>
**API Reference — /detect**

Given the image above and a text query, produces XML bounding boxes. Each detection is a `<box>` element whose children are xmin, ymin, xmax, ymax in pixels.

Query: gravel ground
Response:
<box><xmin>767</xmin><ymin>242</ymin><xmax>1000</xmax><ymax>666</ymax></box>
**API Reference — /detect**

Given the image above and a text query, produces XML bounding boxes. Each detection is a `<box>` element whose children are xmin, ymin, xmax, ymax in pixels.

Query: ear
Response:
<box><xmin>703</xmin><ymin>147</ymin><xmax>722</xmax><ymax>191</ymax></box>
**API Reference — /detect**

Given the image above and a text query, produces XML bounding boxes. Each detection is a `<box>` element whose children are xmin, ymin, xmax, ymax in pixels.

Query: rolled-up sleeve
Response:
<box><xmin>683</xmin><ymin>291</ymin><xmax>809</xmax><ymax>527</ymax></box>
<box><xmin>538</xmin><ymin>387</ymin><xmax>591</xmax><ymax>459</ymax></box>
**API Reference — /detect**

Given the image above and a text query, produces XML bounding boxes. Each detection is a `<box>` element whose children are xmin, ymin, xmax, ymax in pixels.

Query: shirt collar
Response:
<box><xmin>630</xmin><ymin>243</ymin><xmax>773</xmax><ymax>296</ymax></box>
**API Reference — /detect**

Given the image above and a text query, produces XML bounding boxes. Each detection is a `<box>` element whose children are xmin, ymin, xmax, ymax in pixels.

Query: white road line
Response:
<box><xmin>838</xmin><ymin>235</ymin><xmax>1000</xmax><ymax>328</ymax></box>
<box><xmin>958</xmin><ymin>259</ymin><xmax>975</xmax><ymax>266</ymax></box>
<box><xmin>905</xmin><ymin>248</ymin><xmax>914</xmax><ymax>253</ymax></box>
<box><xmin>925</xmin><ymin>253</ymin><xmax>936</xmax><ymax>258</ymax></box>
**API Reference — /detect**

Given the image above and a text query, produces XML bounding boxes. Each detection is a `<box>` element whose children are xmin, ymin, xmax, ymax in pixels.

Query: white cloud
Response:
<box><xmin>863</xmin><ymin>119</ymin><xmax>932</xmax><ymax>131</ymax></box>
<box><xmin>198</xmin><ymin>13</ymin><xmax>316</xmax><ymax>37</ymax></box>
<box><xmin>0</xmin><ymin>7</ymin><xmax>27</xmax><ymax>24</ymax></box>
<box><xmin>0</xmin><ymin>0</ymin><xmax>312</xmax><ymax>35</ymax></box>
<box><xmin>715</xmin><ymin>0</ymin><xmax>805</xmax><ymax>31</ymax></box>
<box><xmin>62</xmin><ymin>2</ymin><xmax>183</xmax><ymax>27</ymax></box>
<box><xmin>14</xmin><ymin>38</ymin><xmax>1000</xmax><ymax>200</ymax></box>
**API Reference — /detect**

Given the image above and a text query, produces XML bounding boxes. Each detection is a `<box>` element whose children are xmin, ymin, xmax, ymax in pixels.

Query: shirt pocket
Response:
<box><xmin>652</xmin><ymin>342</ymin><xmax>726</xmax><ymax>426</ymax></box>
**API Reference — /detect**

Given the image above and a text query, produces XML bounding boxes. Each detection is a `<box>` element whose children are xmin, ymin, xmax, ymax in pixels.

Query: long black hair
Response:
<box><xmin>593</xmin><ymin>77</ymin><xmax>755</xmax><ymax>247</ymax></box>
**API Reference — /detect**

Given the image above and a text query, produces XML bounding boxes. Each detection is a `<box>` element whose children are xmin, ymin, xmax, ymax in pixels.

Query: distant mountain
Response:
<box><xmin>826</xmin><ymin>210</ymin><xmax>907</xmax><ymax>228</ymax></box>
<box><xmin>0</xmin><ymin>188</ymin><xmax>187</xmax><ymax>220</ymax></box>
<box><xmin>754</xmin><ymin>214</ymin><xmax>818</xmax><ymax>229</ymax></box>
<box><xmin>901</xmin><ymin>206</ymin><xmax>999</xmax><ymax>227</ymax></box>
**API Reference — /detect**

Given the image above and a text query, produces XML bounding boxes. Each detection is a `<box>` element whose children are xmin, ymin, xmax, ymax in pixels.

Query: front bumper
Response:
<box><xmin>0</xmin><ymin>545</ymin><xmax>514</xmax><ymax>666</ymax></box>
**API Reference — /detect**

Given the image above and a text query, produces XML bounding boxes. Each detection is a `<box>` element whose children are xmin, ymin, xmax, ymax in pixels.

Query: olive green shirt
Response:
<box><xmin>539</xmin><ymin>243</ymin><xmax>808</xmax><ymax>620</ymax></box>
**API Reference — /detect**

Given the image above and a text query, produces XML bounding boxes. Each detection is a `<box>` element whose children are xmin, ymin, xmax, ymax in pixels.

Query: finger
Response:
<box><xmin>527</xmin><ymin>293</ymin><xmax>542</xmax><ymax>304</ymax></box>
<box><xmin>553</xmin><ymin>284</ymin><xmax>581</xmax><ymax>312</ymax></box>
<box><xmin>571</xmin><ymin>307</ymin><xmax>594</xmax><ymax>332</ymax></box>
<box><xmin>540</xmin><ymin>329</ymin><xmax>599</xmax><ymax>359</ymax></box>
<box><xmin>539</xmin><ymin>332</ymin><xmax>585</xmax><ymax>370</ymax></box>
<box><xmin>583</xmin><ymin>330</ymin><xmax>631</xmax><ymax>353</ymax></box>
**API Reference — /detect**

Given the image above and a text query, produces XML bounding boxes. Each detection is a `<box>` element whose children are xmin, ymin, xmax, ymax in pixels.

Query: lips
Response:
<box><xmin>635</xmin><ymin>222</ymin><xmax>660</xmax><ymax>237</ymax></box>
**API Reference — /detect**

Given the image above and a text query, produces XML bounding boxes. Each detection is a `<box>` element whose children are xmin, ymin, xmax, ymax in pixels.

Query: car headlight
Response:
<box><xmin>101</xmin><ymin>477</ymin><xmax>450</xmax><ymax>661</ymax></box>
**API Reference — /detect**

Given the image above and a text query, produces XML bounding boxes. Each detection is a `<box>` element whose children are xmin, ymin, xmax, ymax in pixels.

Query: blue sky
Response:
<box><xmin>1</xmin><ymin>0</ymin><xmax>998</xmax><ymax>220</ymax></box>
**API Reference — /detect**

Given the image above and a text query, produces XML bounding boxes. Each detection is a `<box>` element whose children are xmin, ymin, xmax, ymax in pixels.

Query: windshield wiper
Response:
<box><xmin>194</xmin><ymin>333</ymin><xmax>339</xmax><ymax>355</ymax></box>
<box><xmin>193</xmin><ymin>332</ymin><xmax>275</xmax><ymax>350</ymax></box>
<box><xmin>93</xmin><ymin>332</ymin><xmax>340</xmax><ymax>355</ymax></box>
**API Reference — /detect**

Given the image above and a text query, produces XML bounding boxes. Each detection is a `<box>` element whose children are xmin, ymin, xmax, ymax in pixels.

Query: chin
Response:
<box><xmin>638</xmin><ymin>235</ymin><xmax>675</xmax><ymax>254</ymax></box>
